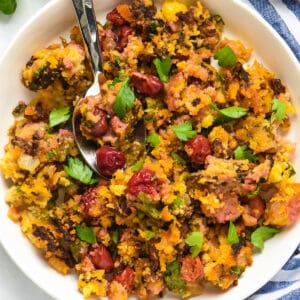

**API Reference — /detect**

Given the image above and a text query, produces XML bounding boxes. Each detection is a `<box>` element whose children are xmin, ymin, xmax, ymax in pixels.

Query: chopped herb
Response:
<box><xmin>170</xmin><ymin>197</ymin><xmax>186</xmax><ymax>214</ymax></box>
<box><xmin>12</xmin><ymin>102</ymin><xmax>26</xmax><ymax>116</ymax></box>
<box><xmin>0</xmin><ymin>0</ymin><xmax>17</xmax><ymax>15</ymax></box>
<box><xmin>114</xmin><ymin>56</ymin><xmax>124</xmax><ymax>67</ymax></box>
<box><xmin>70</xmin><ymin>241</ymin><xmax>84</xmax><ymax>262</ymax></box>
<box><xmin>137</xmin><ymin>211</ymin><xmax>145</xmax><ymax>219</ymax></box>
<box><xmin>251</xmin><ymin>226</ymin><xmax>279</xmax><ymax>250</ymax></box>
<box><xmin>285</xmin><ymin>162</ymin><xmax>296</xmax><ymax>177</ymax></box>
<box><xmin>164</xmin><ymin>261</ymin><xmax>186</xmax><ymax>296</ymax></box>
<box><xmin>146</xmin><ymin>132</ymin><xmax>160</xmax><ymax>147</ymax></box>
<box><xmin>131</xmin><ymin>161</ymin><xmax>144</xmax><ymax>172</ymax></box>
<box><xmin>214</xmin><ymin>45</ymin><xmax>237</xmax><ymax>67</ymax></box>
<box><xmin>230</xmin><ymin>266</ymin><xmax>242</xmax><ymax>275</ymax></box>
<box><xmin>49</xmin><ymin>106</ymin><xmax>71</xmax><ymax>128</ymax></box>
<box><xmin>216</xmin><ymin>72</ymin><xmax>225</xmax><ymax>84</ymax></box>
<box><xmin>271</xmin><ymin>98</ymin><xmax>286</xmax><ymax>122</ymax></box>
<box><xmin>172</xmin><ymin>121</ymin><xmax>197</xmax><ymax>141</ymax></box>
<box><xmin>185</xmin><ymin>231</ymin><xmax>204</xmax><ymax>257</ymax></box>
<box><xmin>112</xmin><ymin>228</ymin><xmax>120</xmax><ymax>244</ymax></box>
<box><xmin>247</xmin><ymin>185</ymin><xmax>261</xmax><ymax>199</ymax></box>
<box><xmin>46</xmin><ymin>149</ymin><xmax>57</xmax><ymax>160</ymax></box>
<box><xmin>154</xmin><ymin>55</ymin><xmax>172</xmax><ymax>82</ymax></box>
<box><xmin>171</xmin><ymin>152</ymin><xmax>186</xmax><ymax>165</ymax></box>
<box><xmin>33</xmin><ymin>64</ymin><xmax>48</xmax><ymax>78</ymax></box>
<box><xmin>75</xmin><ymin>225</ymin><xmax>96</xmax><ymax>244</ymax></box>
<box><xmin>108</xmin><ymin>77</ymin><xmax>123</xmax><ymax>89</ymax></box>
<box><xmin>103</xmin><ymin>22</ymin><xmax>108</xmax><ymax>29</ymax></box>
<box><xmin>138</xmin><ymin>229</ymin><xmax>156</xmax><ymax>241</ymax></box>
<box><xmin>234</xmin><ymin>145</ymin><xmax>258</xmax><ymax>162</ymax></box>
<box><xmin>16</xmin><ymin>185</ymin><xmax>23</xmax><ymax>193</ymax></box>
<box><xmin>211</xmin><ymin>103</ymin><xmax>248</xmax><ymax>124</ymax></box>
<box><xmin>227</xmin><ymin>221</ymin><xmax>239</xmax><ymax>244</ymax></box>
<box><xmin>64</xmin><ymin>157</ymin><xmax>98</xmax><ymax>185</ymax></box>
<box><xmin>135</xmin><ymin>192</ymin><xmax>161</xmax><ymax>219</ymax></box>
<box><xmin>47</xmin><ymin>199</ymin><xmax>55</xmax><ymax>209</ymax></box>
<box><xmin>113</xmin><ymin>78</ymin><xmax>135</xmax><ymax>118</ymax></box>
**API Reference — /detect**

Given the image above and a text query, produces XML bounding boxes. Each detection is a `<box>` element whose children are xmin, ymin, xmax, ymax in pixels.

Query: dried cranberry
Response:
<box><xmin>185</xmin><ymin>135</ymin><xmax>211</xmax><ymax>164</ymax></box>
<box><xmin>114</xmin><ymin>267</ymin><xmax>135</xmax><ymax>292</ymax></box>
<box><xmin>90</xmin><ymin>109</ymin><xmax>108</xmax><ymax>137</ymax></box>
<box><xmin>89</xmin><ymin>244</ymin><xmax>113</xmax><ymax>272</ymax></box>
<box><xmin>117</xmin><ymin>25</ymin><xmax>133</xmax><ymax>50</ymax></box>
<box><xmin>127</xmin><ymin>168</ymin><xmax>158</xmax><ymax>198</ymax></box>
<box><xmin>80</xmin><ymin>187</ymin><xmax>97</xmax><ymax>216</ymax></box>
<box><xmin>106</xmin><ymin>8</ymin><xmax>125</xmax><ymax>26</ymax></box>
<box><xmin>96</xmin><ymin>146</ymin><xmax>126</xmax><ymax>177</ymax></box>
<box><xmin>131</xmin><ymin>72</ymin><xmax>164</xmax><ymax>96</ymax></box>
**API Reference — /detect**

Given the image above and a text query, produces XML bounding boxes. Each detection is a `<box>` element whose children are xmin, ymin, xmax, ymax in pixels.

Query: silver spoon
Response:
<box><xmin>72</xmin><ymin>0</ymin><xmax>102</xmax><ymax>175</ymax></box>
<box><xmin>72</xmin><ymin>0</ymin><xmax>145</xmax><ymax>176</ymax></box>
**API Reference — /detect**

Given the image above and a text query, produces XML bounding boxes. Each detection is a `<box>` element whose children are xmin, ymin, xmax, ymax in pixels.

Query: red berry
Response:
<box><xmin>185</xmin><ymin>135</ymin><xmax>211</xmax><ymax>164</ymax></box>
<box><xmin>96</xmin><ymin>146</ymin><xmax>126</xmax><ymax>177</ymax></box>
<box><xmin>89</xmin><ymin>244</ymin><xmax>113</xmax><ymax>272</ymax></box>
<box><xmin>106</xmin><ymin>8</ymin><xmax>125</xmax><ymax>26</ymax></box>
<box><xmin>131</xmin><ymin>72</ymin><xmax>164</xmax><ymax>96</ymax></box>
<box><xmin>114</xmin><ymin>267</ymin><xmax>135</xmax><ymax>292</ymax></box>
<box><xmin>127</xmin><ymin>168</ymin><xmax>158</xmax><ymax>198</ymax></box>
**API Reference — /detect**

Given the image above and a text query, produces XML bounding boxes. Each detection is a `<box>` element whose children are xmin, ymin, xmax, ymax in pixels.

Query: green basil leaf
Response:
<box><xmin>0</xmin><ymin>0</ymin><xmax>17</xmax><ymax>15</ymax></box>
<box><xmin>49</xmin><ymin>106</ymin><xmax>71</xmax><ymax>128</ymax></box>
<box><xmin>185</xmin><ymin>231</ymin><xmax>203</xmax><ymax>257</ymax></box>
<box><xmin>214</xmin><ymin>45</ymin><xmax>237</xmax><ymax>67</ymax></box>
<box><xmin>271</xmin><ymin>98</ymin><xmax>286</xmax><ymax>122</ymax></box>
<box><xmin>131</xmin><ymin>161</ymin><xmax>144</xmax><ymax>172</ymax></box>
<box><xmin>113</xmin><ymin>78</ymin><xmax>135</xmax><ymax>118</ymax></box>
<box><xmin>64</xmin><ymin>157</ymin><xmax>98</xmax><ymax>185</ymax></box>
<box><xmin>234</xmin><ymin>145</ymin><xmax>258</xmax><ymax>162</ymax></box>
<box><xmin>154</xmin><ymin>55</ymin><xmax>172</xmax><ymax>82</ymax></box>
<box><xmin>75</xmin><ymin>225</ymin><xmax>96</xmax><ymax>244</ymax></box>
<box><xmin>251</xmin><ymin>226</ymin><xmax>279</xmax><ymax>250</ymax></box>
<box><xmin>146</xmin><ymin>132</ymin><xmax>160</xmax><ymax>147</ymax></box>
<box><xmin>227</xmin><ymin>221</ymin><xmax>239</xmax><ymax>244</ymax></box>
<box><xmin>172</xmin><ymin>121</ymin><xmax>197</xmax><ymax>141</ymax></box>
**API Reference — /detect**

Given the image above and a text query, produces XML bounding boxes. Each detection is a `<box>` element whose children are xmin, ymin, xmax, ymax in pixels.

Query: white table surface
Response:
<box><xmin>0</xmin><ymin>1</ymin><xmax>299</xmax><ymax>300</ymax></box>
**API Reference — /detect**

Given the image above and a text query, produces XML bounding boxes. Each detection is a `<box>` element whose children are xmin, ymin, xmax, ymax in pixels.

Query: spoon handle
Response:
<box><xmin>72</xmin><ymin>0</ymin><xmax>102</xmax><ymax>75</ymax></box>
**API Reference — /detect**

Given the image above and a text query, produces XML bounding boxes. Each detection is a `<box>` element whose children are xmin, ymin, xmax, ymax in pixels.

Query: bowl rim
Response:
<box><xmin>0</xmin><ymin>1</ymin><xmax>299</xmax><ymax>300</ymax></box>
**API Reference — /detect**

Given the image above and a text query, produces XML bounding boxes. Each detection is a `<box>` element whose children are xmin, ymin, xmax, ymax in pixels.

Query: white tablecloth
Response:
<box><xmin>0</xmin><ymin>1</ymin><xmax>299</xmax><ymax>300</ymax></box>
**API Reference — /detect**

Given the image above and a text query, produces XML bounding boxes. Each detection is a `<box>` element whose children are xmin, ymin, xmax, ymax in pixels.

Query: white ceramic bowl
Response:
<box><xmin>0</xmin><ymin>1</ymin><xmax>299</xmax><ymax>299</ymax></box>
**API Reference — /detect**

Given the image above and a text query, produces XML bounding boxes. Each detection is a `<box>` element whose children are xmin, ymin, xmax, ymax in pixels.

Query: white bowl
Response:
<box><xmin>0</xmin><ymin>1</ymin><xmax>299</xmax><ymax>299</ymax></box>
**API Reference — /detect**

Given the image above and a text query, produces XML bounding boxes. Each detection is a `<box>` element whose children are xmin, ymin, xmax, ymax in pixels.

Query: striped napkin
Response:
<box><xmin>243</xmin><ymin>0</ymin><xmax>300</xmax><ymax>299</ymax></box>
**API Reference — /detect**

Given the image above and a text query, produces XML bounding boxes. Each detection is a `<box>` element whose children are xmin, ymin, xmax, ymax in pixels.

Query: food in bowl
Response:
<box><xmin>1</xmin><ymin>0</ymin><xmax>300</xmax><ymax>299</ymax></box>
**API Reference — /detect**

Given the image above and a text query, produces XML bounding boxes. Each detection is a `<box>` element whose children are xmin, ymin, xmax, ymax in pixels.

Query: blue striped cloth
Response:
<box><xmin>244</xmin><ymin>0</ymin><xmax>300</xmax><ymax>299</ymax></box>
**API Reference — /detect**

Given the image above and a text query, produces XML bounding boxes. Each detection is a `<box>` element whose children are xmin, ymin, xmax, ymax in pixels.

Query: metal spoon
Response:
<box><xmin>72</xmin><ymin>0</ymin><xmax>102</xmax><ymax>175</ymax></box>
<box><xmin>72</xmin><ymin>0</ymin><xmax>145</xmax><ymax>176</ymax></box>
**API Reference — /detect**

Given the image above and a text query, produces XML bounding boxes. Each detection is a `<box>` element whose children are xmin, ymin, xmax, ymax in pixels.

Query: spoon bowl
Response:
<box><xmin>71</xmin><ymin>0</ymin><xmax>146</xmax><ymax>176</ymax></box>
<box><xmin>72</xmin><ymin>0</ymin><xmax>103</xmax><ymax>175</ymax></box>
